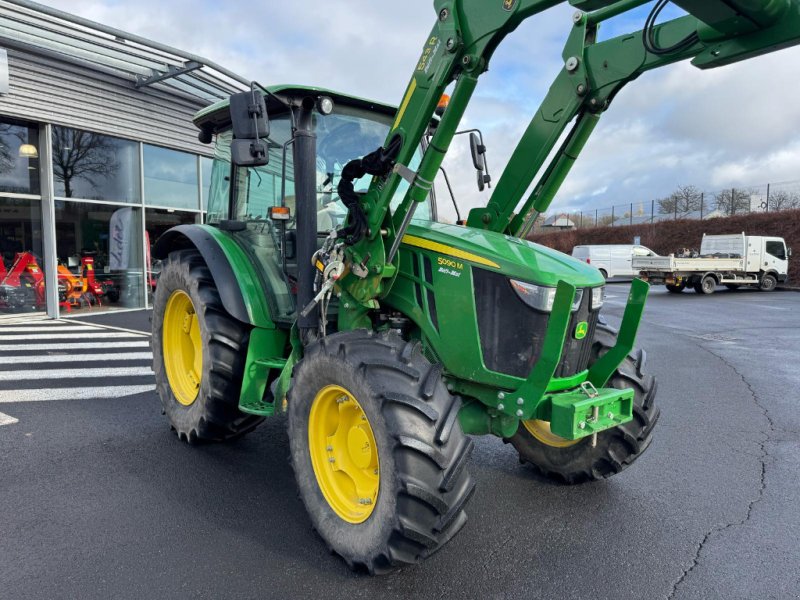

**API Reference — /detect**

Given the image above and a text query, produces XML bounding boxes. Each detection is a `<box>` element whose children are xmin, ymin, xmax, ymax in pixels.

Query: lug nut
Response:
<box><xmin>329</xmin><ymin>457</ymin><xmax>336</xmax><ymax>463</ymax></box>
<box><xmin>516</xmin><ymin>409</ymin><xmax>524</xmax><ymax>417</ymax></box>
<box><xmin>498</xmin><ymin>392</ymin><xmax>506</xmax><ymax>400</ymax></box>
<box><xmin>607</xmin><ymin>412</ymin><xmax>614</xmax><ymax>419</ymax></box>
<box><xmin>579</xmin><ymin>421</ymin><xmax>586</xmax><ymax>430</ymax></box>
<box><xmin>326</xmin><ymin>445</ymin><xmax>333</xmax><ymax>451</ymax></box>
<box><xmin>497</xmin><ymin>403</ymin><xmax>505</xmax><ymax>411</ymax></box>
<box><xmin>516</xmin><ymin>397</ymin><xmax>524</xmax><ymax>405</ymax></box>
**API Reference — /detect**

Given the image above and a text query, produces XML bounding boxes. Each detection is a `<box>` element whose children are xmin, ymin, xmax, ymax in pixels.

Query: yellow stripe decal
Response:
<box><xmin>392</xmin><ymin>79</ymin><xmax>417</xmax><ymax>131</ymax></box>
<box><xmin>401</xmin><ymin>234</ymin><xmax>500</xmax><ymax>269</ymax></box>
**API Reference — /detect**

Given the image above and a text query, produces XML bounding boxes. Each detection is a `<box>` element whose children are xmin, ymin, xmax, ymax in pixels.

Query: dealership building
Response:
<box><xmin>0</xmin><ymin>0</ymin><xmax>246</xmax><ymax>318</ymax></box>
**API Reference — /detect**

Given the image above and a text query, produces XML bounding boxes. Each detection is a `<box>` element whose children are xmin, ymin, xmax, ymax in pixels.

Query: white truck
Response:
<box><xmin>633</xmin><ymin>233</ymin><xmax>791</xmax><ymax>294</ymax></box>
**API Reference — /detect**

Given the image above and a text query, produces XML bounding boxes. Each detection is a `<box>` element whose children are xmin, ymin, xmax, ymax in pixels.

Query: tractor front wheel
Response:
<box><xmin>152</xmin><ymin>249</ymin><xmax>263</xmax><ymax>442</ymax></box>
<box><xmin>288</xmin><ymin>330</ymin><xmax>475</xmax><ymax>573</ymax></box>
<box><xmin>507</xmin><ymin>323</ymin><xmax>659</xmax><ymax>484</ymax></box>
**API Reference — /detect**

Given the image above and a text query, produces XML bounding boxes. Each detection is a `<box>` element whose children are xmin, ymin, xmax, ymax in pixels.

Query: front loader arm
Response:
<box><xmin>340</xmin><ymin>0</ymin><xmax>800</xmax><ymax>313</ymax></box>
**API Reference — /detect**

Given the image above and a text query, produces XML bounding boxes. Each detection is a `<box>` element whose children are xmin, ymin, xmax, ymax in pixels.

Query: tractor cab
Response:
<box><xmin>192</xmin><ymin>86</ymin><xmax>436</xmax><ymax>324</ymax></box>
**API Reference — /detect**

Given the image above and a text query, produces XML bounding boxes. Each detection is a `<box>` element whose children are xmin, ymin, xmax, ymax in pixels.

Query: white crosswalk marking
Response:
<box><xmin>0</xmin><ymin>386</ymin><xmax>157</xmax><ymax>403</ymax></box>
<box><xmin>0</xmin><ymin>332</ymin><xmax>145</xmax><ymax>341</ymax></box>
<box><xmin>0</xmin><ymin>341</ymin><xmax>150</xmax><ymax>351</ymax></box>
<box><xmin>0</xmin><ymin>411</ymin><xmax>19</xmax><ymax>426</ymax></box>
<box><xmin>0</xmin><ymin>367</ymin><xmax>154</xmax><ymax>380</ymax></box>
<box><xmin>0</xmin><ymin>317</ymin><xmax>156</xmax><ymax>405</ymax></box>
<box><xmin>0</xmin><ymin>352</ymin><xmax>152</xmax><ymax>365</ymax></box>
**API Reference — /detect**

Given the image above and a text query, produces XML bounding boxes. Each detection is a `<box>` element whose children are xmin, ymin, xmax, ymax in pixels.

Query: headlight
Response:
<box><xmin>591</xmin><ymin>286</ymin><xmax>604</xmax><ymax>310</ymax></box>
<box><xmin>510</xmin><ymin>279</ymin><xmax>583</xmax><ymax>313</ymax></box>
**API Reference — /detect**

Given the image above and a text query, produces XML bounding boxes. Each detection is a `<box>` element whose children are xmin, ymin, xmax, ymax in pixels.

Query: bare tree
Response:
<box><xmin>0</xmin><ymin>124</ymin><xmax>16</xmax><ymax>173</ymax></box>
<box><xmin>714</xmin><ymin>188</ymin><xmax>751</xmax><ymax>215</ymax></box>
<box><xmin>658</xmin><ymin>184</ymin><xmax>702</xmax><ymax>217</ymax></box>
<box><xmin>768</xmin><ymin>189</ymin><xmax>800</xmax><ymax>211</ymax></box>
<box><xmin>52</xmin><ymin>128</ymin><xmax>119</xmax><ymax>198</ymax></box>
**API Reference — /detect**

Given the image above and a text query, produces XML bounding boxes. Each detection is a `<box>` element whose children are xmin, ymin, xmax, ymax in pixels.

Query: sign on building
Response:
<box><xmin>0</xmin><ymin>49</ymin><xmax>8</xmax><ymax>95</ymax></box>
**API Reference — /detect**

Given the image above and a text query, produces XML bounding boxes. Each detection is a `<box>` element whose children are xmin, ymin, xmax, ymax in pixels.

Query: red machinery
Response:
<box><xmin>0</xmin><ymin>252</ymin><xmax>120</xmax><ymax>312</ymax></box>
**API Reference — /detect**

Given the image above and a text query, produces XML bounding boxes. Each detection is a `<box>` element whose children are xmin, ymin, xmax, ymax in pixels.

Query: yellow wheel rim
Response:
<box><xmin>522</xmin><ymin>419</ymin><xmax>581</xmax><ymax>448</ymax></box>
<box><xmin>162</xmin><ymin>289</ymin><xmax>202</xmax><ymax>407</ymax></box>
<box><xmin>308</xmin><ymin>385</ymin><xmax>379</xmax><ymax>524</ymax></box>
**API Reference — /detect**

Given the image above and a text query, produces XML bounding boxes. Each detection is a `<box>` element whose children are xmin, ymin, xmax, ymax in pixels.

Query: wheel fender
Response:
<box><xmin>153</xmin><ymin>225</ymin><xmax>273</xmax><ymax>328</ymax></box>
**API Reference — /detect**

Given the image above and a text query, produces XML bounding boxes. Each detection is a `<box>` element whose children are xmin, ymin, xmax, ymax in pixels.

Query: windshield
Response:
<box><xmin>206</xmin><ymin>105</ymin><xmax>432</xmax><ymax>230</ymax></box>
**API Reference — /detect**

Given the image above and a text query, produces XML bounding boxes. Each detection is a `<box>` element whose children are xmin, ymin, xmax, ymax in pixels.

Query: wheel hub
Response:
<box><xmin>309</xmin><ymin>385</ymin><xmax>379</xmax><ymax>523</ymax></box>
<box><xmin>162</xmin><ymin>289</ymin><xmax>202</xmax><ymax>407</ymax></box>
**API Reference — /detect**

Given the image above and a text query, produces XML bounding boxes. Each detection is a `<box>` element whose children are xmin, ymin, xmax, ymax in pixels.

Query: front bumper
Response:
<box><xmin>498</xmin><ymin>278</ymin><xmax>649</xmax><ymax>441</ymax></box>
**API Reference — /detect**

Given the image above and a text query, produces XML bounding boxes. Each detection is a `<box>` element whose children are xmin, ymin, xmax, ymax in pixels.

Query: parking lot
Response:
<box><xmin>1</xmin><ymin>284</ymin><xmax>798</xmax><ymax>600</ymax></box>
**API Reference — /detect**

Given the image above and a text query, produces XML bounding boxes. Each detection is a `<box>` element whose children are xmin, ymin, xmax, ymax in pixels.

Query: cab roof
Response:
<box><xmin>193</xmin><ymin>84</ymin><xmax>398</xmax><ymax>134</ymax></box>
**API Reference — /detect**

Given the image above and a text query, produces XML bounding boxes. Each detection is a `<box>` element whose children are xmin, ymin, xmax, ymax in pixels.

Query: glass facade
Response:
<box><xmin>0</xmin><ymin>115</ymin><xmax>212</xmax><ymax>318</ymax></box>
<box><xmin>0</xmin><ymin>118</ymin><xmax>40</xmax><ymax>195</ymax></box>
<box><xmin>143</xmin><ymin>144</ymin><xmax>199</xmax><ymax>209</ymax></box>
<box><xmin>0</xmin><ymin>196</ymin><xmax>47</xmax><ymax>313</ymax></box>
<box><xmin>52</xmin><ymin>126</ymin><xmax>140</xmax><ymax>203</ymax></box>
<box><xmin>54</xmin><ymin>202</ymin><xmax>144</xmax><ymax>311</ymax></box>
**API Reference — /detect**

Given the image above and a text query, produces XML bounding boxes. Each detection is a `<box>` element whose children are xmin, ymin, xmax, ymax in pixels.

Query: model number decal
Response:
<box><xmin>416</xmin><ymin>36</ymin><xmax>441</xmax><ymax>73</ymax></box>
<box><xmin>437</xmin><ymin>256</ymin><xmax>463</xmax><ymax>270</ymax></box>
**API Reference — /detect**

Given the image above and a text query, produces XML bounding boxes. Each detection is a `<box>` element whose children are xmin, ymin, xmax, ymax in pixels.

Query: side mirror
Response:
<box><xmin>229</xmin><ymin>90</ymin><xmax>270</xmax><ymax>167</ymax></box>
<box><xmin>470</xmin><ymin>132</ymin><xmax>491</xmax><ymax>191</ymax></box>
<box><xmin>788</xmin><ymin>247</ymin><xmax>792</xmax><ymax>258</ymax></box>
<box><xmin>469</xmin><ymin>132</ymin><xmax>485</xmax><ymax>171</ymax></box>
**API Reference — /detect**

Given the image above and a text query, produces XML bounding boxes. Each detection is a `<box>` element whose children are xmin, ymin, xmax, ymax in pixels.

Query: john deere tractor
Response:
<box><xmin>151</xmin><ymin>0</ymin><xmax>800</xmax><ymax>573</ymax></box>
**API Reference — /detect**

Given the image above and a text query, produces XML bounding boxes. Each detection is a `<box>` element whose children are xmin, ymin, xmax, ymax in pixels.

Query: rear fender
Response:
<box><xmin>152</xmin><ymin>224</ymin><xmax>275</xmax><ymax>329</ymax></box>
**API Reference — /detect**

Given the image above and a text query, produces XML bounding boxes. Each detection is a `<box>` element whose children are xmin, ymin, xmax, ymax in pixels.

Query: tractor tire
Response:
<box><xmin>665</xmin><ymin>283</ymin><xmax>685</xmax><ymax>294</ymax></box>
<box><xmin>759</xmin><ymin>273</ymin><xmax>777</xmax><ymax>292</ymax></box>
<box><xmin>694</xmin><ymin>275</ymin><xmax>716</xmax><ymax>295</ymax></box>
<box><xmin>506</xmin><ymin>323</ymin><xmax>659</xmax><ymax>484</ymax></box>
<box><xmin>152</xmin><ymin>249</ymin><xmax>264</xmax><ymax>443</ymax></box>
<box><xmin>288</xmin><ymin>330</ymin><xmax>475</xmax><ymax>574</ymax></box>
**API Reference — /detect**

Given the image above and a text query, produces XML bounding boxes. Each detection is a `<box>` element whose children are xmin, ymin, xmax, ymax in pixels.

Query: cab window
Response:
<box><xmin>765</xmin><ymin>241</ymin><xmax>786</xmax><ymax>260</ymax></box>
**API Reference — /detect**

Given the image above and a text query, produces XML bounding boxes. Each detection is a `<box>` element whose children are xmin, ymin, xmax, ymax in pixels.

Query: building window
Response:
<box><xmin>54</xmin><ymin>201</ymin><xmax>144</xmax><ymax>312</ymax></box>
<box><xmin>143</xmin><ymin>144</ymin><xmax>199</xmax><ymax>210</ymax></box>
<box><xmin>200</xmin><ymin>156</ymin><xmax>213</xmax><ymax>211</ymax></box>
<box><xmin>0</xmin><ymin>118</ymin><xmax>40</xmax><ymax>196</ymax></box>
<box><xmin>52</xmin><ymin>126</ymin><xmax>140</xmax><ymax>203</ymax></box>
<box><xmin>0</xmin><ymin>197</ymin><xmax>46</xmax><ymax>313</ymax></box>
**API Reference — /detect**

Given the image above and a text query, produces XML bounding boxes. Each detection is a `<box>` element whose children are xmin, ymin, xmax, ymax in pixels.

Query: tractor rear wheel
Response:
<box><xmin>152</xmin><ymin>249</ymin><xmax>263</xmax><ymax>443</ymax></box>
<box><xmin>288</xmin><ymin>330</ymin><xmax>475</xmax><ymax>573</ymax></box>
<box><xmin>507</xmin><ymin>323</ymin><xmax>659</xmax><ymax>484</ymax></box>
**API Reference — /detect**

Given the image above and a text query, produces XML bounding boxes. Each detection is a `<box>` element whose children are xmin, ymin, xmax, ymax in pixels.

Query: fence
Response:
<box><xmin>533</xmin><ymin>179</ymin><xmax>800</xmax><ymax>232</ymax></box>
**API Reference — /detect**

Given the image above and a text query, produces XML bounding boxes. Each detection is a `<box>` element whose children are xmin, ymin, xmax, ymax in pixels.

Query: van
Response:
<box><xmin>571</xmin><ymin>244</ymin><xmax>657</xmax><ymax>279</ymax></box>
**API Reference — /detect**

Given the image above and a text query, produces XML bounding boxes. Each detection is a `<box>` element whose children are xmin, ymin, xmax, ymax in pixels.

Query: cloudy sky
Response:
<box><xmin>38</xmin><ymin>0</ymin><xmax>800</xmax><ymax>220</ymax></box>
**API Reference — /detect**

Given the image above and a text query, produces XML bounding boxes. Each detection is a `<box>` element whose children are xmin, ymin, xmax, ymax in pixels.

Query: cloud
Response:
<box><xmin>35</xmin><ymin>0</ymin><xmax>800</xmax><ymax>222</ymax></box>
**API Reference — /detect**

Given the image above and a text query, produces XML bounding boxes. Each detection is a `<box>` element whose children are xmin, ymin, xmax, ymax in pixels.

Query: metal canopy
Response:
<box><xmin>0</xmin><ymin>0</ymin><xmax>248</xmax><ymax>105</ymax></box>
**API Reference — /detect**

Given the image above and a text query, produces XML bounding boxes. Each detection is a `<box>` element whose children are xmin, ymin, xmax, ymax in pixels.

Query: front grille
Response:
<box><xmin>473</xmin><ymin>268</ymin><xmax>598</xmax><ymax>379</ymax></box>
<box><xmin>555</xmin><ymin>290</ymin><xmax>598</xmax><ymax>378</ymax></box>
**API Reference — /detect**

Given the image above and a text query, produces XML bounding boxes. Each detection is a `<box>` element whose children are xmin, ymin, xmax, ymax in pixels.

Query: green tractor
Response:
<box><xmin>151</xmin><ymin>0</ymin><xmax>800</xmax><ymax>573</ymax></box>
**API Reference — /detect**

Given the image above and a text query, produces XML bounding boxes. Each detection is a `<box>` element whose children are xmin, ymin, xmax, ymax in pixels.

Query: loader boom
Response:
<box><xmin>338</xmin><ymin>0</ymin><xmax>800</xmax><ymax>315</ymax></box>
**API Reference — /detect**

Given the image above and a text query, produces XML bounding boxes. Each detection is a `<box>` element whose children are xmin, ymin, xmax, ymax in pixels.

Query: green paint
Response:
<box><xmin>196</xmin><ymin>225</ymin><xmax>276</xmax><ymax>329</ymax></box>
<box><xmin>549</xmin><ymin>386</ymin><xmax>634</xmax><ymax>440</ymax></box>
<box><xmin>588</xmin><ymin>278</ymin><xmax>649</xmax><ymax>388</ymax></box>
<box><xmin>239</xmin><ymin>327</ymin><xmax>288</xmax><ymax>416</ymax></box>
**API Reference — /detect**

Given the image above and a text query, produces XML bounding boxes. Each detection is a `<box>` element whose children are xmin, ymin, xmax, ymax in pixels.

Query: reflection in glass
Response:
<box><xmin>0</xmin><ymin>118</ymin><xmax>40</xmax><ymax>196</ymax></box>
<box><xmin>0</xmin><ymin>197</ymin><xmax>45</xmax><ymax>313</ymax></box>
<box><xmin>54</xmin><ymin>201</ymin><xmax>144</xmax><ymax>312</ymax></box>
<box><xmin>200</xmin><ymin>156</ymin><xmax>213</xmax><ymax>212</ymax></box>
<box><xmin>52</xmin><ymin>126</ymin><xmax>139</xmax><ymax>202</ymax></box>
<box><xmin>143</xmin><ymin>145</ymin><xmax>199</xmax><ymax>209</ymax></box>
<box><xmin>144</xmin><ymin>208</ymin><xmax>198</xmax><ymax>299</ymax></box>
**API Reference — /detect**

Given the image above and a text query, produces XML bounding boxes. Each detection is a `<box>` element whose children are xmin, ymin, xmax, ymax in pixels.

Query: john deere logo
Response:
<box><xmin>503</xmin><ymin>0</ymin><xmax>516</xmax><ymax>10</ymax></box>
<box><xmin>574</xmin><ymin>321</ymin><xmax>588</xmax><ymax>340</ymax></box>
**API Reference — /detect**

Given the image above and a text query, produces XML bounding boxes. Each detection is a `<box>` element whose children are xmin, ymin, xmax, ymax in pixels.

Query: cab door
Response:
<box><xmin>763</xmin><ymin>238</ymin><xmax>788</xmax><ymax>277</ymax></box>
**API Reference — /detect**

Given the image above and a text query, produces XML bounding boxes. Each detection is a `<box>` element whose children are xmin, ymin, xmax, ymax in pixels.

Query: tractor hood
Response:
<box><xmin>403</xmin><ymin>221</ymin><xmax>603</xmax><ymax>288</ymax></box>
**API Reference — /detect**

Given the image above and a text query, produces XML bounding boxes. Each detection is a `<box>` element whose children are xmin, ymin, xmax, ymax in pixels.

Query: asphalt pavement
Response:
<box><xmin>1</xmin><ymin>284</ymin><xmax>798</xmax><ymax>599</ymax></box>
